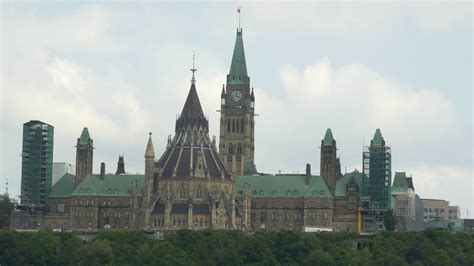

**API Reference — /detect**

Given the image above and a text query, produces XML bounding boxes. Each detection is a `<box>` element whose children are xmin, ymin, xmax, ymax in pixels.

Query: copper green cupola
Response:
<box><xmin>227</xmin><ymin>29</ymin><xmax>249</xmax><ymax>85</ymax></box>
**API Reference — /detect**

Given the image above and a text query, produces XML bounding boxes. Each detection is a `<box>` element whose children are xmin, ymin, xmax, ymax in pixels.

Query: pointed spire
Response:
<box><xmin>221</xmin><ymin>84</ymin><xmax>226</xmax><ymax>98</ymax></box>
<box><xmin>176</xmin><ymin>67</ymin><xmax>209</xmax><ymax>132</ymax></box>
<box><xmin>250</xmin><ymin>87</ymin><xmax>255</xmax><ymax>101</ymax></box>
<box><xmin>181</xmin><ymin>83</ymin><xmax>204</xmax><ymax>117</ymax></box>
<box><xmin>228</xmin><ymin>29</ymin><xmax>248</xmax><ymax>85</ymax></box>
<box><xmin>372</xmin><ymin>128</ymin><xmax>384</xmax><ymax>146</ymax></box>
<box><xmin>79</xmin><ymin>127</ymin><xmax>91</xmax><ymax>144</ymax></box>
<box><xmin>145</xmin><ymin>132</ymin><xmax>155</xmax><ymax>158</ymax></box>
<box><xmin>323</xmin><ymin>128</ymin><xmax>335</xmax><ymax>146</ymax></box>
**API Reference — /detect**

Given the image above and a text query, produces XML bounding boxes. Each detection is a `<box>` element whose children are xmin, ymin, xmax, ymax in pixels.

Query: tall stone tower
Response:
<box><xmin>219</xmin><ymin>28</ymin><xmax>255</xmax><ymax>176</ymax></box>
<box><xmin>75</xmin><ymin>127</ymin><xmax>93</xmax><ymax>187</ymax></box>
<box><xmin>320</xmin><ymin>128</ymin><xmax>342</xmax><ymax>194</ymax></box>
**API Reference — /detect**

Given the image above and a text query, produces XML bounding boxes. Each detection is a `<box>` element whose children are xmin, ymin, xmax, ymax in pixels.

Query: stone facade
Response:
<box><xmin>17</xmin><ymin>26</ymin><xmax>363</xmax><ymax>232</ymax></box>
<box><xmin>218</xmin><ymin>29</ymin><xmax>256</xmax><ymax>176</ymax></box>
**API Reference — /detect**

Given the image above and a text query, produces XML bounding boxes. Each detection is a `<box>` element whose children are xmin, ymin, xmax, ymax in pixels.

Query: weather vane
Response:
<box><xmin>191</xmin><ymin>51</ymin><xmax>197</xmax><ymax>83</ymax></box>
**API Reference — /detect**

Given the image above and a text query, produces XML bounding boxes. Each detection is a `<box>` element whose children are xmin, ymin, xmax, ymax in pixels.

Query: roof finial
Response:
<box><xmin>191</xmin><ymin>51</ymin><xmax>197</xmax><ymax>84</ymax></box>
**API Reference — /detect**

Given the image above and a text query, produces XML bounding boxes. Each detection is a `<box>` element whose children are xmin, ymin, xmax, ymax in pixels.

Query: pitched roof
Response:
<box><xmin>372</xmin><ymin>128</ymin><xmax>384</xmax><ymax>146</ymax></box>
<box><xmin>79</xmin><ymin>127</ymin><xmax>91</xmax><ymax>144</ymax></box>
<box><xmin>235</xmin><ymin>174</ymin><xmax>333</xmax><ymax>198</ymax></box>
<box><xmin>175</xmin><ymin>82</ymin><xmax>209</xmax><ymax>132</ymax></box>
<box><xmin>71</xmin><ymin>174</ymin><xmax>144</xmax><ymax>197</ymax></box>
<box><xmin>228</xmin><ymin>29</ymin><xmax>248</xmax><ymax>85</ymax></box>
<box><xmin>392</xmin><ymin>172</ymin><xmax>409</xmax><ymax>193</ymax></box>
<box><xmin>49</xmin><ymin>173</ymin><xmax>76</xmax><ymax>198</ymax></box>
<box><xmin>335</xmin><ymin>170</ymin><xmax>367</xmax><ymax>197</ymax></box>
<box><xmin>323</xmin><ymin>128</ymin><xmax>335</xmax><ymax>146</ymax></box>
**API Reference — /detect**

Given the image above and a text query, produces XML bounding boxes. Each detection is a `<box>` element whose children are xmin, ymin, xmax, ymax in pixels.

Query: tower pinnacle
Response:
<box><xmin>191</xmin><ymin>51</ymin><xmax>197</xmax><ymax>84</ymax></box>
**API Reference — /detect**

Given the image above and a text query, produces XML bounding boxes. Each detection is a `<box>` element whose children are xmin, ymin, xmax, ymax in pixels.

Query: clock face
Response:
<box><xmin>231</xmin><ymin>90</ymin><xmax>242</xmax><ymax>102</ymax></box>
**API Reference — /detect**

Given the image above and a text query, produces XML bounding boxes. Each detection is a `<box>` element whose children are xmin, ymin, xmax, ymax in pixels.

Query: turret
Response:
<box><xmin>221</xmin><ymin>84</ymin><xmax>226</xmax><ymax>106</ymax></box>
<box><xmin>320</xmin><ymin>128</ymin><xmax>339</xmax><ymax>194</ymax></box>
<box><xmin>115</xmin><ymin>155</ymin><xmax>126</xmax><ymax>175</ymax></box>
<box><xmin>250</xmin><ymin>87</ymin><xmax>255</xmax><ymax>109</ymax></box>
<box><xmin>143</xmin><ymin>132</ymin><xmax>155</xmax><ymax>228</ymax></box>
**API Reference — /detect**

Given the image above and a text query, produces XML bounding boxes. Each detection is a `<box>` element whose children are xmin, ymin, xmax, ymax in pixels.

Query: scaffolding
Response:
<box><xmin>360</xmin><ymin>196</ymin><xmax>385</xmax><ymax>233</ymax></box>
<box><xmin>11</xmin><ymin>203</ymin><xmax>44</xmax><ymax>229</ymax></box>
<box><xmin>362</xmin><ymin>146</ymin><xmax>391</xmax><ymax>210</ymax></box>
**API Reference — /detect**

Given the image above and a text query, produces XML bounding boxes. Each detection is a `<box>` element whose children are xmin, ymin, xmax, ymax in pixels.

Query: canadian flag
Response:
<box><xmin>237</xmin><ymin>7</ymin><xmax>241</xmax><ymax>13</ymax></box>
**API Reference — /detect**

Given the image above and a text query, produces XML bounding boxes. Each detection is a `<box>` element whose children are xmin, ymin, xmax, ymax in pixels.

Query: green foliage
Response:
<box><xmin>384</xmin><ymin>209</ymin><xmax>396</xmax><ymax>231</ymax></box>
<box><xmin>0</xmin><ymin>194</ymin><xmax>14</xmax><ymax>229</ymax></box>
<box><xmin>0</xmin><ymin>229</ymin><xmax>473</xmax><ymax>265</ymax></box>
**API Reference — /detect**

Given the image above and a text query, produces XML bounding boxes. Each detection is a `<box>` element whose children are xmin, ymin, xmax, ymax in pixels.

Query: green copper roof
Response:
<box><xmin>323</xmin><ymin>128</ymin><xmax>334</xmax><ymax>146</ymax></box>
<box><xmin>335</xmin><ymin>170</ymin><xmax>367</xmax><ymax>197</ymax></box>
<box><xmin>372</xmin><ymin>128</ymin><xmax>384</xmax><ymax>146</ymax></box>
<box><xmin>235</xmin><ymin>175</ymin><xmax>333</xmax><ymax>198</ymax></box>
<box><xmin>49</xmin><ymin>173</ymin><xmax>76</xmax><ymax>198</ymax></box>
<box><xmin>228</xmin><ymin>29</ymin><xmax>248</xmax><ymax>85</ymax></box>
<box><xmin>71</xmin><ymin>174</ymin><xmax>144</xmax><ymax>197</ymax></box>
<box><xmin>79</xmin><ymin>127</ymin><xmax>91</xmax><ymax>144</ymax></box>
<box><xmin>243</xmin><ymin>158</ymin><xmax>258</xmax><ymax>175</ymax></box>
<box><xmin>391</xmin><ymin>172</ymin><xmax>409</xmax><ymax>193</ymax></box>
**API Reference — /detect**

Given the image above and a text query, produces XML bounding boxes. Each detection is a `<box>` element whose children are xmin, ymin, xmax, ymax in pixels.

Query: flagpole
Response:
<box><xmin>239</xmin><ymin>6</ymin><xmax>241</xmax><ymax>29</ymax></box>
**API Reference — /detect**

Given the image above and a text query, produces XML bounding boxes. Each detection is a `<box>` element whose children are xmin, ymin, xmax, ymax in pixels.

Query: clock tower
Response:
<box><xmin>219</xmin><ymin>28</ymin><xmax>256</xmax><ymax>176</ymax></box>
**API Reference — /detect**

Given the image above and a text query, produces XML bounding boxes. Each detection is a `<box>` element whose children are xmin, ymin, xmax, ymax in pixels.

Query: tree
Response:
<box><xmin>384</xmin><ymin>209</ymin><xmax>396</xmax><ymax>231</ymax></box>
<box><xmin>0</xmin><ymin>194</ymin><xmax>14</xmax><ymax>229</ymax></box>
<box><xmin>80</xmin><ymin>239</ymin><xmax>113</xmax><ymax>265</ymax></box>
<box><xmin>304</xmin><ymin>250</ymin><xmax>335</xmax><ymax>266</ymax></box>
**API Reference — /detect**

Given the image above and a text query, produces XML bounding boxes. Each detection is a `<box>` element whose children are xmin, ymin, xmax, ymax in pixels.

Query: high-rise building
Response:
<box><xmin>219</xmin><ymin>28</ymin><xmax>256</xmax><ymax>176</ymax></box>
<box><xmin>362</xmin><ymin>129</ymin><xmax>391</xmax><ymax>209</ymax></box>
<box><xmin>75</xmin><ymin>127</ymin><xmax>93</xmax><ymax>187</ymax></box>
<box><xmin>20</xmin><ymin>120</ymin><xmax>54</xmax><ymax>207</ymax></box>
<box><xmin>52</xmin><ymin>163</ymin><xmax>75</xmax><ymax>185</ymax></box>
<box><xmin>320</xmin><ymin>129</ymin><xmax>342</xmax><ymax>194</ymax></box>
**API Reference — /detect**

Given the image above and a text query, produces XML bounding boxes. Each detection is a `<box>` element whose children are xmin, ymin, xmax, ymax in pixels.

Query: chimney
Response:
<box><xmin>305</xmin><ymin>163</ymin><xmax>311</xmax><ymax>185</ymax></box>
<box><xmin>100</xmin><ymin>162</ymin><xmax>105</xmax><ymax>178</ymax></box>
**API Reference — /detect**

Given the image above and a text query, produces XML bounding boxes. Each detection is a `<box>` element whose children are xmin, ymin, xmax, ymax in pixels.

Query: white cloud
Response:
<box><xmin>248</xmin><ymin>2</ymin><xmax>470</xmax><ymax>36</ymax></box>
<box><xmin>410</xmin><ymin>165</ymin><xmax>473</xmax><ymax>217</ymax></box>
<box><xmin>246</xmin><ymin>58</ymin><xmax>471</xmax><ymax>212</ymax></box>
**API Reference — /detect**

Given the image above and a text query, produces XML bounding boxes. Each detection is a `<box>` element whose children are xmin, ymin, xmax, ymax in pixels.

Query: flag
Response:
<box><xmin>237</xmin><ymin>7</ymin><xmax>241</xmax><ymax>13</ymax></box>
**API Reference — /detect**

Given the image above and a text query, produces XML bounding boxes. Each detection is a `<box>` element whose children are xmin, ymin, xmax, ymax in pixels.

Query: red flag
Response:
<box><xmin>237</xmin><ymin>7</ymin><xmax>240</xmax><ymax>13</ymax></box>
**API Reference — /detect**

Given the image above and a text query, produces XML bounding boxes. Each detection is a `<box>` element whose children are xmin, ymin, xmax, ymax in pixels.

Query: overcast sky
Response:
<box><xmin>1</xmin><ymin>2</ymin><xmax>472</xmax><ymax>216</ymax></box>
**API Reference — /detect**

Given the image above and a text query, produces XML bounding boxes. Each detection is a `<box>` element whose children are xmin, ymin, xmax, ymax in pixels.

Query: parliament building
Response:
<box><xmin>17</xmin><ymin>26</ymin><xmax>388</xmax><ymax>232</ymax></box>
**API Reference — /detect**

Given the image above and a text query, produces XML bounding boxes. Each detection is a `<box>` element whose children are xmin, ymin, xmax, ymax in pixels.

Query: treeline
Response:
<box><xmin>0</xmin><ymin>229</ymin><xmax>473</xmax><ymax>265</ymax></box>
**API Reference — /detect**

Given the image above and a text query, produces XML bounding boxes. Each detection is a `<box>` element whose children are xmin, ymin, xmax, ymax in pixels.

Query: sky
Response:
<box><xmin>1</xmin><ymin>2</ymin><xmax>472</xmax><ymax>216</ymax></box>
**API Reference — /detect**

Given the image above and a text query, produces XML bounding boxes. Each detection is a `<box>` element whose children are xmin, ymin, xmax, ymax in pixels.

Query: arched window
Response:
<box><xmin>236</xmin><ymin>120</ymin><xmax>239</xmax><ymax>133</ymax></box>
<box><xmin>228</xmin><ymin>143</ymin><xmax>234</xmax><ymax>154</ymax></box>
<box><xmin>232</xmin><ymin>119</ymin><xmax>235</xmax><ymax>132</ymax></box>
<box><xmin>196</xmin><ymin>187</ymin><xmax>203</xmax><ymax>199</ymax></box>
<box><xmin>179</xmin><ymin>185</ymin><xmax>187</xmax><ymax>198</ymax></box>
<box><xmin>227</xmin><ymin>120</ymin><xmax>231</xmax><ymax>133</ymax></box>
<box><xmin>241</xmin><ymin>118</ymin><xmax>244</xmax><ymax>132</ymax></box>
